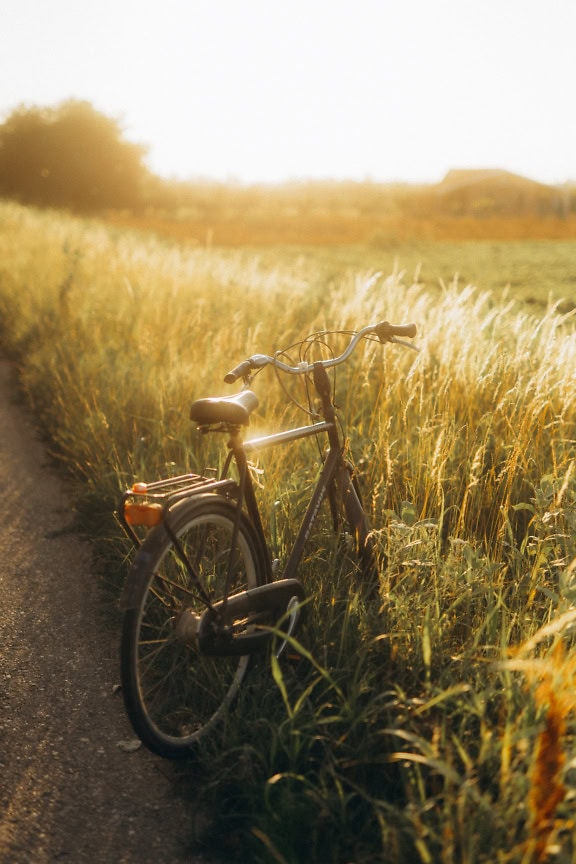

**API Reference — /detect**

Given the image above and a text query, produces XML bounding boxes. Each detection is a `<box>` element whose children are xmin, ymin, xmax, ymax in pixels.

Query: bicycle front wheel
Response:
<box><xmin>121</xmin><ymin>496</ymin><xmax>264</xmax><ymax>759</ymax></box>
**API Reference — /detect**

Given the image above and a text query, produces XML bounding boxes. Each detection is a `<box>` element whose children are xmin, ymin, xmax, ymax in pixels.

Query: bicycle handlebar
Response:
<box><xmin>224</xmin><ymin>320</ymin><xmax>417</xmax><ymax>384</ymax></box>
<box><xmin>375</xmin><ymin>321</ymin><xmax>417</xmax><ymax>341</ymax></box>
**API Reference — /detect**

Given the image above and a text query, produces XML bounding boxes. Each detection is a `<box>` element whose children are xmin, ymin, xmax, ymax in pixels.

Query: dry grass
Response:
<box><xmin>105</xmin><ymin>210</ymin><xmax>576</xmax><ymax>246</ymax></box>
<box><xmin>1</xmin><ymin>199</ymin><xmax>576</xmax><ymax>862</ymax></box>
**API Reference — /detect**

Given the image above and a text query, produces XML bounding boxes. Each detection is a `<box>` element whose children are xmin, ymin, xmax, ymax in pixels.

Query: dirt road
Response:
<box><xmin>0</xmin><ymin>360</ymin><xmax>206</xmax><ymax>863</ymax></box>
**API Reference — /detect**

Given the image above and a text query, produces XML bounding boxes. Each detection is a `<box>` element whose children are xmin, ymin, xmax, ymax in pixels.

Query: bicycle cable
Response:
<box><xmin>272</xmin><ymin>345</ymin><xmax>317</xmax><ymax>418</ymax></box>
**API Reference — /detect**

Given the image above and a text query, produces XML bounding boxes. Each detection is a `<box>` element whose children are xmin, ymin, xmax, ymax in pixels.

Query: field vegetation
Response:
<box><xmin>1</xmin><ymin>199</ymin><xmax>576</xmax><ymax>862</ymax></box>
<box><xmin>106</xmin><ymin>176</ymin><xmax>576</xmax><ymax>247</ymax></box>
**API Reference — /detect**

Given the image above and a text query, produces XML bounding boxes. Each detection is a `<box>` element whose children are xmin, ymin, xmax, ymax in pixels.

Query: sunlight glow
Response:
<box><xmin>1</xmin><ymin>0</ymin><xmax>575</xmax><ymax>185</ymax></box>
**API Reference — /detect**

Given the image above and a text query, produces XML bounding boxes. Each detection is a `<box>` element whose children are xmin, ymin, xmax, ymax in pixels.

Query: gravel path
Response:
<box><xmin>0</xmin><ymin>360</ymin><xmax>206</xmax><ymax>863</ymax></box>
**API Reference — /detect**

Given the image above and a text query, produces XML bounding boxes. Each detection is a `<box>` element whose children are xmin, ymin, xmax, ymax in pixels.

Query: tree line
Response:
<box><xmin>0</xmin><ymin>100</ymin><xmax>150</xmax><ymax>211</ymax></box>
<box><xmin>1</xmin><ymin>99</ymin><xmax>574</xmax><ymax>218</ymax></box>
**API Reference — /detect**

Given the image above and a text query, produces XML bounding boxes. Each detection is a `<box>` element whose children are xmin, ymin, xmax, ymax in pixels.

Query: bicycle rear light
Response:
<box><xmin>123</xmin><ymin>501</ymin><xmax>163</xmax><ymax>527</ymax></box>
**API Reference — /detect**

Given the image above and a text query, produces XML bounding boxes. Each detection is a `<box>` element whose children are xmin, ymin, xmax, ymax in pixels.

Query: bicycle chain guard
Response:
<box><xmin>197</xmin><ymin>578</ymin><xmax>305</xmax><ymax>656</ymax></box>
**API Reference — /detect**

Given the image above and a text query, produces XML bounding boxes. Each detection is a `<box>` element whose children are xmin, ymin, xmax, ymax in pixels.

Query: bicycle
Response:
<box><xmin>118</xmin><ymin>319</ymin><xmax>417</xmax><ymax>759</ymax></box>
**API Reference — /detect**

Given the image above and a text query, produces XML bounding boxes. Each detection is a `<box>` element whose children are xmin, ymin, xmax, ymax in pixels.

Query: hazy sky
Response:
<box><xmin>2</xmin><ymin>0</ymin><xmax>574</xmax><ymax>185</ymax></box>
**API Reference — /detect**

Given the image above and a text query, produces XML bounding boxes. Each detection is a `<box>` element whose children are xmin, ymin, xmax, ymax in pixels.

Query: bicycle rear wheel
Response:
<box><xmin>121</xmin><ymin>496</ymin><xmax>264</xmax><ymax>759</ymax></box>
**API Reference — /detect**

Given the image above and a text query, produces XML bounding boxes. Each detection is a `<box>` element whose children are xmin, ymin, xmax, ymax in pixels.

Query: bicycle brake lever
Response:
<box><xmin>391</xmin><ymin>337</ymin><xmax>420</xmax><ymax>352</ymax></box>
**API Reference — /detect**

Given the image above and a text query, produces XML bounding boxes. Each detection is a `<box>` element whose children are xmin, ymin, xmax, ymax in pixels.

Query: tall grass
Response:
<box><xmin>1</xmin><ymin>200</ymin><xmax>576</xmax><ymax>862</ymax></box>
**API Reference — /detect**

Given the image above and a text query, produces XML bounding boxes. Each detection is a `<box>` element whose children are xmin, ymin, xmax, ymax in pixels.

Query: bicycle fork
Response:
<box><xmin>312</xmin><ymin>361</ymin><xmax>377</xmax><ymax>582</ymax></box>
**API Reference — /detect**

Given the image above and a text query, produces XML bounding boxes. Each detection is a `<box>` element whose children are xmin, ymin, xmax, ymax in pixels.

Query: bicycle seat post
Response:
<box><xmin>226</xmin><ymin>425</ymin><xmax>269</xmax><ymax>559</ymax></box>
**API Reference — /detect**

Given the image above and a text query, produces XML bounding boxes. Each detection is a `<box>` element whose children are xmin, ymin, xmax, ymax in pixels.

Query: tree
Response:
<box><xmin>0</xmin><ymin>100</ymin><xmax>149</xmax><ymax>211</ymax></box>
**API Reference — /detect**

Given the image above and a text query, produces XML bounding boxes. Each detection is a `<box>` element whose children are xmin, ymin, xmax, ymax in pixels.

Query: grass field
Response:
<box><xmin>106</xmin><ymin>209</ymin><xmax>576</xmax><ymax>311</ymax></box>
<box><xmin>1</xmin><ymin>199</ymin><xmax>576</xmax><ymax>863</ymax></box>
<box><xmin>237</xmin><ymin>240</ymin><xmax>576</xmax><ymax>313</ymax></box>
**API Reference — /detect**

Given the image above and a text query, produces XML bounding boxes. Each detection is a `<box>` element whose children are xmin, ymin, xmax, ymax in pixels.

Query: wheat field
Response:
<box><xmin>1</xmin><ymin>199</ymin><xmax>576</xmax><ymax>862</ymax></box>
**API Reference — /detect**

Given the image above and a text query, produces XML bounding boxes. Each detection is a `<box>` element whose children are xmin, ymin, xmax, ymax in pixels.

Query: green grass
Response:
<box><xmin>1</xmin><ymin>199</ymin><xmax>576</xmax><ymax>862</ymax></box>
<box><xmin>243</xmin><ymin>239</ymin><xmax>576</xmax><ymax>312</ymax></box>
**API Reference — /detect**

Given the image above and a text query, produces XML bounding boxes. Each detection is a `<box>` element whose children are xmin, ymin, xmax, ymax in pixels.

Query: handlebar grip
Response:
<box><xmin>376</xmin><ymin>321</ymin><xmax>417</xmax><ymax>341</ymax></box>
<box><xmin>224</xmin><ymin>360</ymin><xmax>253</xmax><ymax>384</ymax></box>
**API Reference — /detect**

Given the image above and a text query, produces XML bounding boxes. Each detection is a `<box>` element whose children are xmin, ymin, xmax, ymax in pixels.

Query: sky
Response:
<box><xmin>1</xmin><ymin>0</ymin><xmax>575</xmax><ymax>186</ymax></box>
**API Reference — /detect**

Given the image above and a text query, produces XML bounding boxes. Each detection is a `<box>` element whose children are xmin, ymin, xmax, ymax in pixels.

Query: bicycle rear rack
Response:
<box><xmin>118</xmin><ymin>472</ymin><xmax>237</xmax><ymax>548</ymax></box>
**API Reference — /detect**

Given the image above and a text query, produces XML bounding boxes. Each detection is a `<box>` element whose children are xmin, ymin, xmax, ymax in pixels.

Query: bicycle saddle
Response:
<box><xmin>190</xmin><ymin>390</ymin><xmax>259</xmax><ymax>426</ymax></box>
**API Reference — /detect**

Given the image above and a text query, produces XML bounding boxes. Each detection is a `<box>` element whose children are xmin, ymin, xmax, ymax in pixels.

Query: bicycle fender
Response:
<box><xmin>121</xmin><ymin>540</ymin><xmax>161</xmax><ymax>610</ymax></box>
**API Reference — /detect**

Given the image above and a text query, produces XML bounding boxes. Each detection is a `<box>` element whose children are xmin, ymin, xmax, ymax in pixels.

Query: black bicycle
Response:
<box><xmin>118</xmin><ymin>319</ymin><xmax>417</xmax><ymax>758</ymax></box>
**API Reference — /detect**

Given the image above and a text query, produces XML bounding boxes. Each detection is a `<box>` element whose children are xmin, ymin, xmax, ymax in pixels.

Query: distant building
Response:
<box><xmin>434</xmin><ymin>169</ymin><xmax>564</xmax><ymax>217</ymax></box>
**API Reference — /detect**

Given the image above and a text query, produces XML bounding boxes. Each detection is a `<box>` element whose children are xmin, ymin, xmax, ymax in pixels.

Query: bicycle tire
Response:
<box><xmin>121</xmin><ymin>496</ymin><xmax>265</xmax><ymax>759</ymax></box>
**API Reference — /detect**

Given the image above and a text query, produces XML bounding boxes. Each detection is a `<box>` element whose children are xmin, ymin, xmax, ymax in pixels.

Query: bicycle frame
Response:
<box><xmin>219</xmin><ymin>360</ymin><xmax>373</xmax><ymax>589</ymax></box>
<box><xmin>230</xmin><ymin>421</ymin><xmax>348</xmax><ymax>575</ymax></box>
